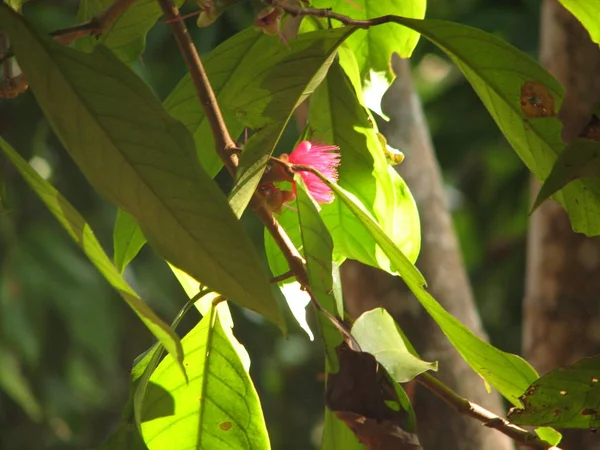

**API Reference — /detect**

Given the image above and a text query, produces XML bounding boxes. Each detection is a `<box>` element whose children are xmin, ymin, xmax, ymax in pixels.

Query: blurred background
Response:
<box><xmin>0</xmin><ymin>0</ymin><xmax>539</xmax><ymax>449</ymax></box>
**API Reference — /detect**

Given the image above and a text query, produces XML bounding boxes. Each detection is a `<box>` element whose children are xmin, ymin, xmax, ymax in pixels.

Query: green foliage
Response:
<box><xmin>0</xmin><ymin>6</ymin><xmax>283</xmax><ymax>328</ymax></box>
<box><xmin>509</xmin><ymin>356</ymin><xmax>600</xmax><ymax>429</ymax></box>
<box><xmin>138</xmin><ymin>308</ymin><xmax>270</xmax><ymax>450</ymax></box>
<box><xmin>557</xmin><ymin>0</ymin><xmax>600</xmax><ymax>44</ymax></box>
<box><xmin>0</xmin><ymin>135</ymin><xmax>185</xmax><ymax>381</ymax></box>
<box><xmin>352</xmin><ymin>308</ymin><xmax>437</xmax><ymax>383</ymax></box>
<box><xmin>3</xmin><ymin>1</ymin><xmax>595</xmax><ymax>448</ymax></box>
<box><xmin>113</xmin><ymin>210</ymin><xmax>146</xmax><ymax>273</ymax></box>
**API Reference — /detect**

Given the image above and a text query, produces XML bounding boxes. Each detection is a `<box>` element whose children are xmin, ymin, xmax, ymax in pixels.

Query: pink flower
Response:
<box><xmin>284</xmin><ymin>140</ymin><xmax>340</xmax><ymax>204</ymax></box>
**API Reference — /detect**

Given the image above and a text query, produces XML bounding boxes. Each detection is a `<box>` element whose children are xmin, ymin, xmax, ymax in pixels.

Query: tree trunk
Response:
<box><xmin>524</xmin><ymin>1</ymin><xmax>600</xmax><ymax>449</ymax></box>
<box><xmin>341</xmin><ymin>56</ymin><xmax>514</xmax><ymax>450</ymax></box>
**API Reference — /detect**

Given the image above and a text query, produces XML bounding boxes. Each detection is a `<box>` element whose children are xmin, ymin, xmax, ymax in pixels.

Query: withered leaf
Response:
<box><xmin>325</xmin><ymin>344</ymin><xmax>421</xmax><ymax>450</ymax></box>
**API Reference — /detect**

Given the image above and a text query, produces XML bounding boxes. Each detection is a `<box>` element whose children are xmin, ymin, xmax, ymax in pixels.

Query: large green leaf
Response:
<box><xmin>0</xmin><ymin>136</ymin><xmax>184</xmax><ymax>376</ymax></box>
<box><xmin>310</xmin><ymin>50</ymin><xmax>421</xmax><ymax>273</ymax></box>
<box><xmin>557</xmin><ymin>0</ymin><xmax>600</xmax><ymax>44</ymax></box>
<box><xmin>113</xmin><ymin>209</ymin><xmax>147</xmax><ymax>273</ymax></box>
<box><xmin>509</xmin><ymin>355</ymin><xmax>600</xmax><ymax>429</ymax></box>
<box><xmin>309</xmin><ymin>0</ymin><xmax>426</xmax><ymax>83</ymax></box>
<box><xmin>76</xmin><ymin>0</ymin><xmax>184</xmax><ymax>65</ymax></box>
<box><xmin>101</xmin><ymin>292</ymin><xmax>209</xmax><ymax>450</ymax></box>
<box><xmin>393</xmin><ymin>17</ymin><xmax>600</xmax><ymax>235</ymax></box>
<box><xmin>352</xmin><ymin>308</ymin><xmax>437</xmax><ymax>383</ymax></box>
<box><xmin>139</xmin><ymin>309</ymin><xmax>270</xmax><ymax>450</ymax></box>
<box><xmin>0</xmin><ymin>7</ymin><xmax>282</xmax><ymax>327</ymax></box>
<box><xmin>314</xmin><ymin>173</ymin><xmax>538</xmax><ymax>405</ymax></box>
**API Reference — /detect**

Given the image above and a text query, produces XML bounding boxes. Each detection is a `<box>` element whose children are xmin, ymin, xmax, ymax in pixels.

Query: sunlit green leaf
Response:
<box><xmin>509</xmin><ymin>355</ymin><xmax>600</xmax><ymax>429</ymax></box>
<box><xmin>557</xmin><ymin>0</ymin><xmax>600</xmax><ymax>44</ymax></box>
<box><xmin>532</xmin><ymin>139</ymin><xmax>600</xmax><ymax>211</ymax></box>
<box><xmin>113</xmin><ymin>210</ymin><xmax>146</xmax><ymax>273</ymax></box>
<box><xmin>0</xmin><ymin>7</ymin><xmax>283</xmax><ymax>328</ymax></box>
<box><xmin>393</xmin><ymin>17</ymin><xmax>600</xmax><ymax>235</ymax></box>
<box><xmin>295</xmin><ymin>176</ymin><xmax>341</xmax><ymax>365</ymax></box>
<box><xmin>5</xmin><ymin>0</ymin><xmax>27</xmax><ymax>10</ymax></box>
<box><xmin>139</xmin><ymin>309</ymin><xmax>270</xmax><ymax>450</ymax></box>
<box><xmin>352</xmin><ymin>308</ymin><xmax>437</xmax><ymax>383</ymax></box>
<box><xmin>76</xmin><ymin>0</ymin><xmax>184</xmax><ymax>65</ymax></box>
<box><xmin>310</xmin><ymin>51</ymin><xmax>421</xmax><ymax>273</ymax></box>
<box><xmin>309</xmin><ymin>0</ymin><xmax>426</xmax><ymax>82</ymax></box>
<box><xmin>313</xmin><ymin>173</ymin><xmax>538</xmax><ymax>405</ymax></box>
<box><xmin>535</xmin><ymin>427</ymin><xmax>562</xmax><ymax>447</ymax></box>
<box><xmin>0</xmin><ymin>135</ymin><xmax>184</xmax><ymax>378</ymax></box>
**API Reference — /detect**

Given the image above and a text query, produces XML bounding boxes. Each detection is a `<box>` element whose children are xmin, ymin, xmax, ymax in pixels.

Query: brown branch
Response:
<box><xmin>418</xmin><ymin>373</ymin><xmax>561</xmax><ymax>450</ymax></box>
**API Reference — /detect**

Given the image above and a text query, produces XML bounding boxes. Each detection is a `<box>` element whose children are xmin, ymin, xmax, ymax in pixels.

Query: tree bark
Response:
<box><xmin>341</xmin><ymin>56</ymin><xmax>514</xmax><ymax>450</ymax></box>
<box><xmin>524</xmin><ymin>1</ymin><xmax>600</xmax><ymax>449</ymax></box>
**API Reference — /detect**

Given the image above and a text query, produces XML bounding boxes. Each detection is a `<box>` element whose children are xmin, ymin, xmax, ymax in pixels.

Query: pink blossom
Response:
<box><xmin>285</xmin><ymin>140</ymin><xmax>340</xmax><ymax>204</ymax></box>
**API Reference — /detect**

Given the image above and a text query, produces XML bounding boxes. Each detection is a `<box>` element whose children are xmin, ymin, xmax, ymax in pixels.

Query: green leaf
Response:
<box><xmin>76</xmin><ymin>0</ymin><xmax>184</xmax><ymax>65</ymax></box>
<box><xmin>295</xmin><ymin>176</ymin><xmax>342</xmax><ymax>365</ymax></box>
<box><xmin>102</xmin><ymin>293</ymin><xmax>207</xmax><ymax>450</ymax></box>
<box><xmin>0</xmin><ymin>7</ymin><xmax>283</xmax><ymax>328</ymax></box>
<box><xmin>308</xmin><ymin>0</ymin><xmax>426</xmax><ymax>82</ymax></box>
<box><xmin>532</xmin><ymin>139</ymin><xmax>600</xmax><ymax>211</ymax></box>
<box><xmin>5</xmin><ymin>0</ymin><xmax>27</xmax><ymax>10</ymax></box>
<box><xmin>113</xmin><ymin>210</ymin><xmax>147</xmax><ymax>273</ymax></box>
<box><xmin>229</xmin><ymin>123</ymin><xmax>284</xmax><ymax>218</ymax></box>
<box><xmin>352</xmin><ymin>308</ymin><xmax>437</xmax><ymax>383</ymax></box>
<box><xmin>0</xmin><ymin>135</ymin><xmax>184</xmax><ymax>379</ymax></box>
<box><xmin>139</xmin><ymin>309</ymin><xmax>270</xmax><ymax>450</ymax></box>
<box><xmin>322</xmin><ymin>408</ymin><xmax>365</xmax><ymax>450</ymax></box>
<box><xmin>0</xmin><ymin>344</ymin><xmax>42</xmax><ymax>422</ymax></box>
<box><xmin>310</xmin><ymin>50</ymin><xmax>421</xmax><ymax>273</ymax></box>
<box><xmin>313</xmin><ymin>173</ymin><xmax>539</xmax><ymax>405</ymax></box>
<box><xmin>391</xmin><ymin>17</ymin><xmax>600</xmax><ymax>235</ymax></box>
<box><xmin>557</xmin><ymin>0</ymin><xmax>600</xmax><ymax>44</ymax></box>
<box><xmin>535</xmin><ymin>427</ymin><xmax>562</xmax><ymax>447</ymax></box>
<box><xmin>509</xmin><ymin>355</ymin><xmax>600</xmax><ymax>429</ymax></box>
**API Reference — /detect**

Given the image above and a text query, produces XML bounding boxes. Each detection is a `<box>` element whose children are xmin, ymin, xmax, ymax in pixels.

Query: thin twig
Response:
<box><xmin>267</xmin><ymin>0</ymin><xmax>406</xmax><ymax>28</ymax></box>
<box><xmin>418</xmin><ymin>373</ymin><xmax>561</xmax><ymax>450</ymax></box>
<box><xmin>270</xmin><ymin>270</ymin><xmax>295</xmax><ymax>284</ymax></box>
